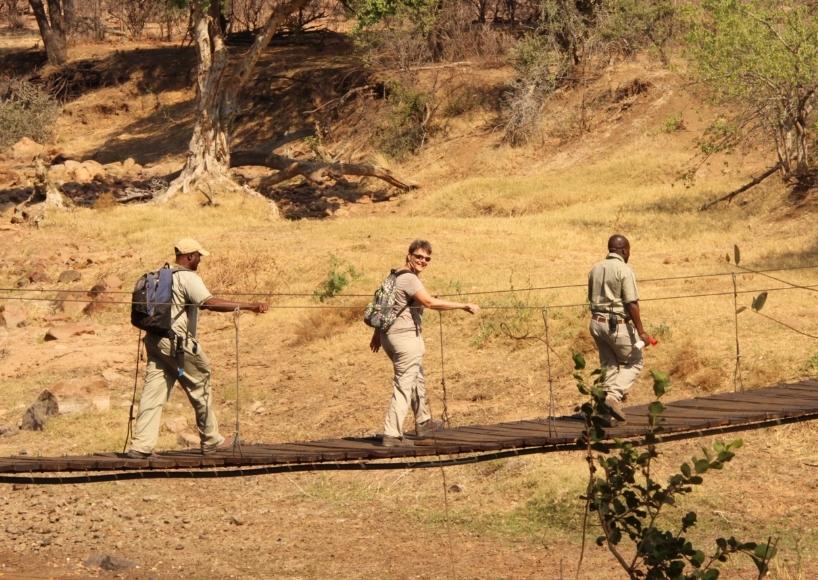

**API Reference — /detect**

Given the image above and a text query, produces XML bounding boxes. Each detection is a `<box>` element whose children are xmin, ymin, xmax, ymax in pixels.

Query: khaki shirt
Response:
<box><xmin>388</xmin><ymin>271</ymin><xmax>425</xmax><ymax>333</ymax></box>
<box><xmin>587</xmin><ymin>253</ymin><xmax>639</xmax><ymax>317</ymax></box>
<box><xmin>171</xmin><ymin>268</ymin><xmax>213</xmax><ymax>338</ymax></box>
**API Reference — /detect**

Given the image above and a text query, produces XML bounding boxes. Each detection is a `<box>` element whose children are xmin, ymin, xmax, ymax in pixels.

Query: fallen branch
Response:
<box><xmin>699</xmin><ymin>163</ymin><xmax>780</xmax><ymax>210</ymax></box>
<box><xmin>231</xmin><ymin>150</ymin><xmax>418</xmax><ymax>191</ymax></box>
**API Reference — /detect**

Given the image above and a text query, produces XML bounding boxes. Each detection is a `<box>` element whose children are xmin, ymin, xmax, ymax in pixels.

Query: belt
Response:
<box><xmin>592</xmin><ymin>314</ymin><xmax>627</xmax><ymax>324</ymax></box>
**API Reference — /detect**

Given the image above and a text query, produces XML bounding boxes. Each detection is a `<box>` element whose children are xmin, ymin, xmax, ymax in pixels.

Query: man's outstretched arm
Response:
<box><xmin>202</xmin><ymin>297</ymin><xmax>268</xmax><ymax>313</ymax></box>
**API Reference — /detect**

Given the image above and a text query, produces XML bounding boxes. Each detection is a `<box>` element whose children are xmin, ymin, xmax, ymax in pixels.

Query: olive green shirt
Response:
<box><xmin>170</xmin><ymin>268</ymin><xmax>213</xmax><ymax>338</ymax></box>
<box><xmin>587</xmin><ymin>252</ymin><xmax>639</xmax><ymax>317</ymax></box>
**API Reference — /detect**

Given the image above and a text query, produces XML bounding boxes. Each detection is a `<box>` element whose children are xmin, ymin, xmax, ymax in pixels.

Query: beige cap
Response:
<box><xmin>174</xmin><ymin>238</ymin><xmax>210</xmax><ymax>256</ymax></box>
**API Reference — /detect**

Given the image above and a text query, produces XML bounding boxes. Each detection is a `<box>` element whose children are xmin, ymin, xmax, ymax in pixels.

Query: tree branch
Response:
<box><xmin>699</xmin><ymin>163</ymin><xmax>780</xmax><ymax>210</ymax></box>
<box><xmin>231</xmin><ymin>150</ymin><xmax>418</xmax><ymax>191</ymax></box>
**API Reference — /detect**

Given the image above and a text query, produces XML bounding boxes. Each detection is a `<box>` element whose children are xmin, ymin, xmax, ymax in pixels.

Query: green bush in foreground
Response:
<box><xmin>573</xmin><ymin>354</ymin><xmax>776</xmax><ymax>579</ymax></box>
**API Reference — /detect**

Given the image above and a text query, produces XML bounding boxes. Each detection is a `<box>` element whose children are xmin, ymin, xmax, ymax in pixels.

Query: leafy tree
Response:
<box><xmin>686</xmin><ymin>0</ymin><xmax>818</xmax><ymax>183</ymax></box>
<box><xmin>573</xmin><ymin>353</ymin><xmax>777</xmax><ymax>579</ymax></box>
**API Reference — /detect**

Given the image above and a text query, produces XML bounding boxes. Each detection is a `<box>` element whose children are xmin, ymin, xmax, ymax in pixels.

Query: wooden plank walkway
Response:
<box><xmin>1</xmin><ymin>378</ymin><xmax>817</xmax><ymax>479</ymax></box>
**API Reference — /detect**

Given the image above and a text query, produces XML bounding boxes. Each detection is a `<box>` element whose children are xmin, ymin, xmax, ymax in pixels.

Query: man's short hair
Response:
<box><xmin>408</xmin><ymin>239</ymin><xmax>432</xmax><ymax>255</ymax></box>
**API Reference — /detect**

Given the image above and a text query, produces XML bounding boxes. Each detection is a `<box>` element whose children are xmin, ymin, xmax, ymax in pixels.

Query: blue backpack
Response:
<box><xmin>130</xmin><ymin>265</ymin><xmax>178</xmax><ymax>336</ymax></box>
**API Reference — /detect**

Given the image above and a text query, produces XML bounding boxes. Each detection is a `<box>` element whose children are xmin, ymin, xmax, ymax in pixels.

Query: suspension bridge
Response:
<box><xmin>1</xmin><ymin>262</ymin><xmax>817</xmax><ymax>484</ymax></box>
<box><xmin>1</xmin><ymin>377</ymin><xmax>817</xmax><ymax>484</ymax></box>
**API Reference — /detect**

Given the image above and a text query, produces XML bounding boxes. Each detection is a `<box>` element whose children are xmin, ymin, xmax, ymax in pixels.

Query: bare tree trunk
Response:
<box><xmin>160</xmin><ymin>0</ymin><xmax>310</xmax><ymax>203</ymax></box>
<box><xmin>161</xmin><ymin>3</ymin><xmax>234</xmax><ymax>200</ymax></box>
<box><xmin>29</xmin><ymin>0</ymin><xmax>68</xmax><ymax>65</ymax></box>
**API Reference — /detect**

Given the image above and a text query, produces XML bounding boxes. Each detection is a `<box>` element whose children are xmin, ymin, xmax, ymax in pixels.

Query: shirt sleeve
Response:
<box><xmin>180</xmin><ymin>272</ymin><xmax>213</xmax><ymax>306</ymax></box>
<box><xmin>621</xmin><ymin>268</ymin><xmax>639</xmax><ymax>304</ymax></box>
<box><xmin>399</xmin><ymin>273</ymin><xmax>424</xmax><ymax>298</ymax></box>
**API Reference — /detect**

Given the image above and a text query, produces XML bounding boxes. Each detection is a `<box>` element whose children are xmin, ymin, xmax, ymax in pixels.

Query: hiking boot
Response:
<box><xmin>597</xmin><ymin>414</ymin><xmax>618</xmax><ymax>428</ymax></box>
<box><xmin>605</xmin><ymin>395</ymin><xmax>627</xmax><ymax>423</ymax></box>
<box><xmin>123</xmin><ymin>449</ymin><xmax>152</xmax><ymax>459</ymax></box>
<box><xmin>380</xmin><ymin>435</ymin><xmax>415</xmax><ymax>447</ymax></box>
<box><xmin>202</xmin><ymin>433</ymin><xmax>241</xmax><ymax>455</ymax></box>
<box><xmin>415</xmin><ymin>418</ymin><xmax>444</xmax><ymax>437</ymax></box>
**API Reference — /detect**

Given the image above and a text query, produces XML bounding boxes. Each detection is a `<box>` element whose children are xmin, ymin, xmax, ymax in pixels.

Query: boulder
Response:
<box><xmin>163</xmin><ymin>416</ymin><xmax>188</xmax><ymax>434</ymax></box>
<box><xmin>46</xmin><ymin>376</ymin><xmax>110</xmax><ymax>413</ymax></box>
<box><xmin>20</xmin><ymin>391</ymin><xmax>58</xmax><ymax>431</ymax></box>
<box><xmin>82</xmin><ymin>160</ymin><xmax>104</xmax><ymax>179</ymax></box>
<box><xmin>57</xmin><ymin>270</ymin><xmax>82</xmax><ymax>283</ymax></box>
<box><xmin>0</xmin><ymin>303</ymin><xmax>26</xmax><ymax>328</ymax></box>
<box><xmin>43</xmin><ymin>324</ymin><xmax>96</xmax><ymax>341</ymax></box>
<box><xmin>10</xmin><ymin>137</ymin><xmax>44</xmax><ymax>162</ymax></box>
<box><xmin>84</xmin><ymin>554</ymin><xmax>137</xmax><ymax>572</ymax></box>
<box><xmin>83</xmin><ymin>276</ymin><xmax>123</xmax><ymax>316</ymax></box>
<box><xmin>47</xmin><ymin>164</ymin><xmax>69</xmax><ymax>183</ymax></box>
<box><xmin>51</xmin><ymin>289</ymin><xmax>88</xmax><ymax>317</ymax></box>
<box><xmin>177</xmin><ymin>431</ymin><xmax>199</xmax><ymax>447</ymax></box>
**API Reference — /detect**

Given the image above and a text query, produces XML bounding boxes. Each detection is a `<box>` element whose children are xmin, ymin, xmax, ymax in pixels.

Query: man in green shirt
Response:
<box><xmin>126</xmin><ymin>238</ymin><xmax>268</xmax><ymax>458</ymax></box>
<box><xmin>587</xmin><ymin>234</ymin><xmax>654</xmax><ymax>424</ymax></box>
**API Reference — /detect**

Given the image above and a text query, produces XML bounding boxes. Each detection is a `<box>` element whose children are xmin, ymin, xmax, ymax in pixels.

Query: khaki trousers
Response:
<box><xmin>380</xmin><ymin>329</ymin><xmax>432</xmax><ymax>438</ymax></box>
<box><xmin>589</xmin><ymin>318</ymin><xmax>644</xmax><ymax>402</ymax></box>
<box><xmin>129</xmin><ymin>334</ymin><xmax>224</xmax><ymax>454</ymax></box>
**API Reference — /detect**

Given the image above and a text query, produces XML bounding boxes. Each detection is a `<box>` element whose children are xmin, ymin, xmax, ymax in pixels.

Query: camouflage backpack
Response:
<box><xmin>363</xmin><ymin>269</ymin><xmax>413</xmax><ymax>330</ymax></box>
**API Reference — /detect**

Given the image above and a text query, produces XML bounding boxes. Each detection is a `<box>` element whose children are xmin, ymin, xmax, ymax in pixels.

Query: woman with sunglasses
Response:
<box><xmin>370</xmin><ymin>239</ymin><xmax>480</xmax><ymax>446</ymax></box>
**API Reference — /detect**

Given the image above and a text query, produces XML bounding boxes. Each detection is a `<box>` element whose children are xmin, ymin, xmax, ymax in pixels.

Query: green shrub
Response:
<box><xmin>0</xmin><ymin>78</ymin><xmax>60</xmax><ymax>150</ymax></box>
<box><xmin>378</xmin><ymin>81</ymin><xmax>432</xmax><ymax>160</ymax></box>
<box><xmin>313</xmin><ymin>256</ymin><xmax>360</xmax><ymax>302</ymax></box>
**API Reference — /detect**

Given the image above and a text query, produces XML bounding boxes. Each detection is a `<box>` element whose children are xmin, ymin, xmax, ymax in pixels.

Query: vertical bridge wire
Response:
<box><xmin>542</xmin><ymin>308</ymin><xmax>557</xmax><ymax>437</ymax></box>
<box><xmin>438</xmin><ymin>311</ymin><xmax>451</xmax><ymax>427</ymax></box>
<box><xmin>233</xmin><ymin>307</ymin><xmax>244</xmax><ymax>456</ymax></box>
<box><xmin>732</xmin><ymin>274</ymin><xmax>744</xmax><ymax>392</ymax></box>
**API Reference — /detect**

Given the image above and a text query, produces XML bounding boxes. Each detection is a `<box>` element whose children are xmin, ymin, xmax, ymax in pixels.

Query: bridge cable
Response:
<box><xmin>122</xmin><ymin>329</ymin><xmax>143</xmax><ymax>453</ymax></box>
<box><xmin>232</xmin><ymin>308</ymin><xmax>244</xmax><ymax>457</ymax></box>
<box><xmin>438</xmin><ymin>311</ymin><xmax>451</xmax><ymax>428</ymax></box>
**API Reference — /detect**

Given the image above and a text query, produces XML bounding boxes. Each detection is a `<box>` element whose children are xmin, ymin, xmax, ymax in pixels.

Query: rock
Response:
<box><xmin>51</xmin><ymin>289</ymin><xmax>88</xmax><ymax>317</ymax></box>
<box><xmin>57</xmin><ymin>270</ymin><xmax>82</xmax><ymax>283</ymax></box>
<box><xmin>15</xmin><ymin>270</ymin><xmax>48</xmax><ymax>288</ymax></box>
<box><xmin>83</xmin><ymin>277</ymin><xmax>121</xmax><ymax>316</ymax></box>
<box><xmin>46</xmin><ymin>376</ymin><xmax>110</xmax><ymax>414</ymax></box>
<box><xmin>43</xmin><ymin>324</ymin><xmax>96</xmax><ymax>341</ymax></box>
<box><xmin>101</xmin><ymin>368</ymin><xmax>125</xmax><ymax>384</ymax></box>
<box><xmin>10</xmin><ymin>137</ymin><xmax>44</xmax><ymax>162</ymax></box>
<box><xmin>72</xmin><ymin>166</ymin><xmax>93</xmax><ymax>184</ymax></box>
<box><xmin>84</xmin><ymin>554</ymin><xmax>136</xmax><ymax>572</ymax></box>
<box><xmin>47</xmin><ymin>163</ymin><xmax>69</xmax><ymax>183</ymax></box>
<box><xmin>101</xmin><ymin>274</ymin><xmax>123</xmax><ymax>290</ymax></box>
<box><xmin>20</xmin><ymin>391</ymin><xmax>58</xmax><ymax>431</ymax></box>
<box><xmin>229</xmin><ymin>515</ymin><xmax>245</xmax><ymax>526</ymax></box>
<box><xmin>448</xmin><ymin>483</ymin><xmax>465</xmax><ymax>493</ymax></box>
<box><xmin>0</xmin><ymin>303</ymin><xmax>27</xmax><ymax>328</ymax></box>
<box><xmin>163</xmin><ymin>416</ymin><xmax>188</xmax><ymax>434</ymax></box>
<box><xmin>82</xmin><ymin>160</ymin><xmax>104</xmax><ymax>178</ymax></box>
<box><xmin>0</xmin><ymin>423</ymin><xmax>17</xmax><ymax>438</ymax></box>
<box><xmin>176</xmin><ymin>431</ymin><xmax>199</xmax><ymax>447</ymax></box>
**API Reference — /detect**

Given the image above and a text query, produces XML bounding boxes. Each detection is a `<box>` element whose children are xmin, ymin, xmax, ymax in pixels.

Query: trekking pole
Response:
<box><xmin>232</xmin><ymin>307</ymin><xmax>243</xmax><ymax>455</ymax></box>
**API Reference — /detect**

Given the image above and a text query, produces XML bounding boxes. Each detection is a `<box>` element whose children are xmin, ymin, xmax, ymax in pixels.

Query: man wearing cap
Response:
<box><xmin>587</xmin><ymin>234</ymin><xmax>654</xmax><ymax>424</ymax></box>
<box><xmin>125</xmin><ymin>238</ymin><xmax>268</xmax><ymax>458</ymax></box>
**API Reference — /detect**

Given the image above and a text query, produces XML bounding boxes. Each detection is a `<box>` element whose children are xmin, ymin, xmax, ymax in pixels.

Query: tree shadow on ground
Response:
<box><xmin>259</xmin><ymin>181</ymin><xmax>397</xmax><ymax>220</ymax></box>
<box><xmin>91</xmin><ymin>99</ymin><xmax>194</xmax><ymax>165</ymax></box>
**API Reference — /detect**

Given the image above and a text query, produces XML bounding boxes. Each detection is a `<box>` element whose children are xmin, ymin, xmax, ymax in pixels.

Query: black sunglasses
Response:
<box><xmin>411</xmin><ymin>253</ymin><xmax>432</xmax><ymax>263</ymax></box>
